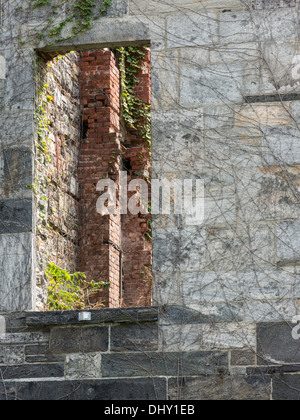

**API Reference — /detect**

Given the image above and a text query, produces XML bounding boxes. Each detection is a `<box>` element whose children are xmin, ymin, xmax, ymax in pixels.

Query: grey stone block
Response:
<box><xmin>201</xmin><ymin>322</ymin><xmax>256</xmax><ymax>350</ymax></box>
<box><xmin>206</xmin><ymin>223</ymin><xmax>276</xmax><ymax>272</ymax></box>
<box><xmin>16</xmin><ymin>378</ymin><xmax>167</xmax><ymax>400</ymax></box>
<box><xmin>0</xmin><ymin>149</ymin><xmax>33</xmax><ymax>199</ymax></box>
<box><xmin>159</xmin><ymin>324</ymin><xmax>203</xmax><ymax>352</ymax></box>
<box><xmin>180</xmin><ymin>63</ymin><xmax>244</xmax><ymax>107</ymax></box>
<box><xmin>181</xmin><ymin>268</ymin><xmax>300</xmax><ymax>306</ymax></box>
<box><xmin>236</xmin><ymin>166</ymin><xmax>300</xmax><ymax>223</ymax></box>
<box><xmin>0</xmin><ymin>363</ymin><xmax>64</xmax><ymax>380</ymax></box>
<box><xmin>262</xmin><ymin>126</ymin><xmax>300</xmax><ymax>166</ymax></box>
<box><xmin>49</xmin><ymin>326</ymin><xmax>109</xmax><ymax>354</ymax></box>
<box><xmin>102</xmin><ymin>351</ymin><xmax>228</xmax><ymax>378</ymax></box>
<box><xmin>0</xmin><ymin>381</ymin><xmax>16</xmax><ymax>400</ymax></box>
<box><xmin>0</xmin><ymin>332</ymin><xmax>49</xmax><ymax>345</ymax></box>
<box><xmin>220</xmin><ymin>9</ymin><xmax>298</xmax><ymax>44</ymax></box>
<box><xmin>204</xmin><ymin>128</ymin><xmax>262</xmax><ymax>169</ymax></box>
<box><xmin>168</xmin><ymin>375</ymin><xmax>271</xmax><ymax>400</ymax></box>
<box><xmin>25</xmin><ymin>345</ymin><xmax>65</xmax><ymax>363</ymax></box>
<box><xmin>166</xmin><ymin>12</ymin><xmax>218</xmax><ymax>48</ymax></box>
<box><xmin>26</xmin><ymin>307</ymin><xmax>159</xmax><ymax>326</ymax></box>
<box><xmin>159</xmin><ymin>304</ymin><xmax>244</xmax><ymax>325</ymax></box>
<box><xmin>0</xmin><ymin>199</ymin><xmax>32</xmax><ymax>234</ymax></box>
<box><xmin>0</xmin><ymin>345</ymin><xmax>24</xmax><ymax>364</ymax></box>
<box><xmin>277</xmin><ymin>221</ymin><xmax>300</xmax><ymax>263</ymax></box>
<box><xmin>153</xmin><ymin>226</ymin><xmax>206</xmax><ymax>274</ymax></box>
<box><xmin>257</xmin><ymin>322</ymin><xmax>300</xmax><ymax>365</ymax></box>
<box><xmin>152</xmin><ymin>125</ymin><xmax>205</xmax><ymax>173</ymax></box>
<box><xmin>231</xmin><ymin>349</ymin><xmax>256</xmax><ymax>366</ymax></box>
<box><xmin>253</xmin><ymin>0</ymin><xmax>296</xmax><ymax>9</ymax></box>
<box><xmin>272</xmin><ymin>374</ymin><xmax>300</xmax><ymax>400</ymax></box>
<box><xmin>110</xmin><ymin>324</ymin><xmax>158</xmax><ymax>352</ymax></box>
<box><xmin>151</xmin><ymin>50</ymin><xmax>180</xmax><ymax>111</ymax></box>
<box><xmin>244</xmin><ymin>299</ymin><xmax>298</xmax><ymax>323</ymax></box>
<box><xmin>65</xmin><ymin>353</ymin><xmax>102</xmax><ymax>379</ymax></box>
<box><xmin>0</xmin><ymin>233</ymin><xmax>35</xmax><ymax>311</ymax></box>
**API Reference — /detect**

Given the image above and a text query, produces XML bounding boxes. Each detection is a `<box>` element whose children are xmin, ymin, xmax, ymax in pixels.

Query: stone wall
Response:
<box><xmin>0</xmin><ymin>309</ymin><xmax>298</xmax><ymax>400</ymax></box>
<box><xmin>1</xmin><ymin>0</ymin><xmax>300</xmax><ymax>399</ymax></box>
<box><xmin>35</xmin><ymin>52</ymin><xmax>82</xmax><ymax>309</ymax></box>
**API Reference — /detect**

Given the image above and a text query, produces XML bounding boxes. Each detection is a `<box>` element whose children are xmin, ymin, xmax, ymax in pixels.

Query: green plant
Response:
<box><xmin>27</xmin><ymin>0</ymin><xmax>113</xmax><ymax>44</ymax></box>
<box><xmin>117</xmin><ymin>46</ymin><xmax>152</xmax><ymax>148</ymax></box>
<box><xmin>46</xmin><ymin>262</ymin><xmax>109</xmax><ymax>310</ymax></box>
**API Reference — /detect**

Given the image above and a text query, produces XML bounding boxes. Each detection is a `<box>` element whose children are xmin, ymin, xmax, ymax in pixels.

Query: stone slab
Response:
<box><xmin>16</xmin><ymin>378</ymin><xmax>167</xmax><ymax>400</ymax></box>
<box><xmin>257</xmin><ymin>322</ymin><xmax>300</xmax><ymax>365</ymax></box>
<box><xmin>49</xmin><ymin>326</ymin><xmax>109</xmax><ymax>354</ymax></box>
<box><xmin>168</xmin><ymin>375</ymin><xmax>271</xmax><ymax>400</ymax></box>
<box><xmin>110</xmin><ymin>324</ymin><xmax>158</xmax><ymax>352</ymax></box>
<box><xmin>0</xmin><ymin>233</ymin><xmax>35</xmax><ymax>311</ymax></box>
<box><xmin>102</xmin><ymin>350</ymin><xmax>228</xmax><ymax>377</ymax></box>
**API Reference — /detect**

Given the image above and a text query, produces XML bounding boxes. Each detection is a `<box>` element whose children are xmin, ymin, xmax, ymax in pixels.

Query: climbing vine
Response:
<box><xmin>118</xmin><ymin>46</ymin><xmax>152</xmax><ymax>148</ymax></box>
<box><xmin>27</xmin><ymin>0</ymin><xmax>113</xmax><ymax>44</ymax></box>
<box><xmin>46</xmin><ymin>262</ymin><xmax>108</xmax><ymax>310</ymax></box>
<box><xmin>29</xmin><ymin>58</ymin><xmax>56</xmax><ymax>236</ymax></box>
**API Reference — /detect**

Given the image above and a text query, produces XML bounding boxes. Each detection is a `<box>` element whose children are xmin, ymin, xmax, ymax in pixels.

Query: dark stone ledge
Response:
<box><xmin>25</xmin><ymin>307</ymin><xmax>159</xmax><ymax>327</ymax></box>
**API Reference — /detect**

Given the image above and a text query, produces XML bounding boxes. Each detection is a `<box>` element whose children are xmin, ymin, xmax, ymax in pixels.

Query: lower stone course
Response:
<box><xmin>0</xmin><ymin>309</ymin><xmax>300</xmax><ymax>400</ymax></box>
<box><xmin>0</xmin><ymin>378</ymin><xmax>167</xmax><ymax>401</ymax></box>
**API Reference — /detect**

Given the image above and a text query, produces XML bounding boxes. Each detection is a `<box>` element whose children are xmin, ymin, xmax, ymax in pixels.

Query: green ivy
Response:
<box><xmin>28</xmin><ymin>0</ymin><xmax>113</xmax><ymax>44</ymax></box>
<box><xmin>117</xmin><ymin>46</ymin><xmax>152</xmax><ymax>148</ymax></box>
<box><xmin>46</xmin><ymin>262</ymin><xmax>108</xmax><ymax>310</ymax></box>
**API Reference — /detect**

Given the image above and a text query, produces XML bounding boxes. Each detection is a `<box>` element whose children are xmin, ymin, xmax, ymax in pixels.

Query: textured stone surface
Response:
<box><xmin>102</xmin><ymin>351</ymin><xmax>228</xmax><ymax>377</ymax></box>
<box><xmin>0</xmin><ymin>233</ymin><xmax>34</xmax><ymax>311</ymax></box>
<box><xmin>0</xmin><ymin>363</ymin><xmax>64</xmax><ymax>380</ymax></box>
<box><xmin>2</xmin><ymin>0</ymin><xmax>300</xmax><ymax>401</ymax></box>
<box><xmin>65</xmin><ymin>353</ymin><xmax>102</xmax><ymax>379</ymax></box>
<box><xmin>168</xmin><ymin>375</ymin><xmax>271</xmax><ymax>400</ymax></box>
<box><xmin>0</xmin><ymin>199</ymin><xmax>32</xmax><ymax>234</ymax></box>
<box><xmin>16</xmin><ymin>378</ymin><xmax>167</xmax><ymax>400</ymax></box>
<box><xmin>166</xmin><ymin>12</ymin><xmax>219</xmax><ymax>48</ymax></box>
<box><xmin>272</xmin><ymin>375</ymin><xmax>300</xmax><ymax>400</ymax></box>
<box><xmin>277</xmin><ymin>221</ymin><xmax>300</xmax><ymax>263</ymax></box>
<box><xmin>110</xmin><ymin>324</ymin><xmax>158</xmax><ymax>352</ymax></box>
<box><xmin>50</xmin><ymin>326</ymin><xmax>109</xmax><ymax>354</ymax></box>
<box><xmin>26</xmin><ymin>307</ymin><xmax>159</xmax><ymax>326</ymax></box>
<box><xmin>257</xmin><ymin>322</ymin><xmax>300</xmax><ymax>365</ymax></box>
<box><xmin>180</xmin><ymin>63</ymin><xmax>244</xmax><ymax>107</ymax></box>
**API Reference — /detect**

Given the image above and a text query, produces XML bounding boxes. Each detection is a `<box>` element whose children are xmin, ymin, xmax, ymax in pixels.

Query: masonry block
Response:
<box><xmin>277</xmin><ymin>221</ymin><xmax>300</xmax><ymax>263</ymax></box>
<box><xmin>273</xmin><ymin>374</ymin><xmax>300</xmax><ymax>400</ymax></box>
<box><xmin>166</xmin><ymin>12</ymin><xmax>218</xmax><ymax>48</ymax></box>
<box><xmin>110</xmin><ymin>324</ymin><xmax>158</xmax><ymax>352</ymax></box>
<box><xmin>16</xmin><ymin>378</ymin><xmax>167</xmax><ymax>400</ymax></box>
<box><xmin>49</xmin><ymin>326</ymin><xmax>109</xmax><ymax>354</ymax></box>
<box><xmin>0</xmin><ymin>199</ymin><xmax>32</xmax><ymax>234</ymax></box>
<box><xmin>220</xmin><ymin>9</ymin><xmax>298</xmax><ymax>44</ymax></box>
<box><xmin>102</xmin><ymin>351</ymin><xmax>228</xmax><ymax>378</ymax></box>
<box><xmin>257</xmin><ymin>322</ymin><xmax>300</xmax><ymax>365</ymax></box>
<box><xmin>168</xmin><ymin>375</ymin><xmax>271</xmax><ymax>400</ymax></box>
<box><xmin>180</xmin><ymin>63</ymin><xmax>244</xmax><ymax>107</ymax></box>
<box><xmin>0</xmin><ymin>233</ymin><xmax>35</xmax><ymax>311</ymax></box>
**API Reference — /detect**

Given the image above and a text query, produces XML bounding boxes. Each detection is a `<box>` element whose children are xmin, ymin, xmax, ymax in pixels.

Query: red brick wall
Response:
<box><xmin>121</xmin><ymin>47</ymin><xmax>152</xmax><ymax>307</ymax></box>
<box><xmin>78</xmin><ymin>47</ymin><xmax>152</xmax><ymax>308</ymax></box>
<box><xmin>78</xmin><ymin>49</ymin><xmax>121</xmax><ymax>308</ymax></box>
